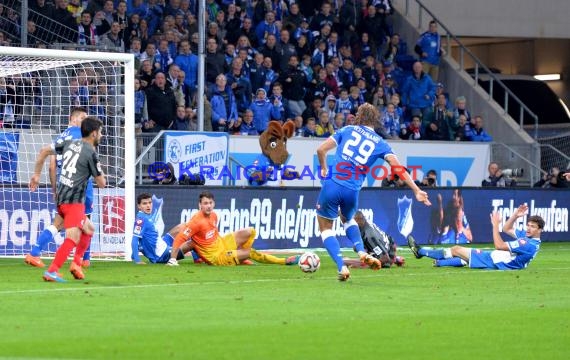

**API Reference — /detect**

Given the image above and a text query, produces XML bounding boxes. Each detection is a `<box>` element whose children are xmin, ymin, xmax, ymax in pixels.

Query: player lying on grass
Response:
<box><xmin>342</xmin><ymin>211</ymin><xmax>405</xmax><ymax>269</ymax></box>
<box><xmin>167</xmin><ymin>190</ymin><xmax>299</xmax><ymax>266</ymax></box>
<box><xmin>407</xmin><ymin>203</ymin><xmax>543</xmax><ymax>270</ymax></box>
<box><xmin>131</xmin><ymin>193</ymin><xmax>201</xmax><ymax>264</ymax></box>
<box><xmin>29</xmin><ymin>117</ymin><xmax>106</xmax><ymax>282</ymax></box>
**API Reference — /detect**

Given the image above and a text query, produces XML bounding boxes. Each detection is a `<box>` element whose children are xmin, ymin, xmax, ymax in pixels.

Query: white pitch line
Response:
<box><xmin>1</xmin><ymin>267</ymin><xmax>569</xmax><ymax>296</ymax></box>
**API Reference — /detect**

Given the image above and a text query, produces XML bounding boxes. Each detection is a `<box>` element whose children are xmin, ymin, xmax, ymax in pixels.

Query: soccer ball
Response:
<box><xmin>298</xmin><ymin>252</ymin><xmax>321</xmax><ymax>273</ymax></box>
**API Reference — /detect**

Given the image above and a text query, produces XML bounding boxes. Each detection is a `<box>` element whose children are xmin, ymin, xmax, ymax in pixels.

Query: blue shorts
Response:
<box><xmin>154</xmin><ymin>234</ymin><xmax>185</xmax><ymax>263</ymax></box>
<box><xmin>316</xmin><ymin>180</ymin><xmax>359</xmax><ymax>220</ymax></box>
<box><xmin>85</xmin><ymin>179</ymin><xmax>94</xmax><ymax>216</ymax></box>
<box><xmin>469</xmin><ymin>249</ymin><xmax>498</xmax><ymax>269</ymax></box>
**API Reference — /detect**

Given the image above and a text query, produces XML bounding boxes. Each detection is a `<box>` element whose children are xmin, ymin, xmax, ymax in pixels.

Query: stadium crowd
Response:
<box><xmin>0</xmin><ymin>0</ymin><xmax>497</xmax><ymax>144</ymax></box>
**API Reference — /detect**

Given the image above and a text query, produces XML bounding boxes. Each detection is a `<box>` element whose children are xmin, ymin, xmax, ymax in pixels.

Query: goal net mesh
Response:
<box><xmin>0</xmin><ymin>49</ymin><xmax>134</xmax><ymax>260</ymax></box>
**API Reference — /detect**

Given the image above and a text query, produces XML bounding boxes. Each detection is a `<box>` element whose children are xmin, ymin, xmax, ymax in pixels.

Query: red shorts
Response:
<box><xmin>57</xmin><ymin>203</ymin><xmax>86</xmax><ymax>230</ymax></box>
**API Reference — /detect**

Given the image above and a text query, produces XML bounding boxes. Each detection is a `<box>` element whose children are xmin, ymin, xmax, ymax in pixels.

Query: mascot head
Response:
<box><xmin>259</xmin><ymin>120</ymin><xmax>296</xmax><ymax>165</ymax></box>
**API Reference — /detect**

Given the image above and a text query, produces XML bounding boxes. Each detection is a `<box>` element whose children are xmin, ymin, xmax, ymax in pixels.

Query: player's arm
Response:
<box><xmin>316</xmin><ymin>137</ymin><xmax>337</xmax><ymax>177</ymax></box>
<box><xmin>29</xmin><ymin>144</ymin><xmax>56</xmax><ymax>192</ymax></box>
<box><xmin>48</xmin><ymin>155</ymin><xmax>57</xmax><ymax>195</ymax></box>
<box><xmin>385</xmin><ymin>154</ymin><xmax>431</xmax><ymax>206</ymax></box>
<box><xmin>131</xmin><ymin>236</ymin><xmax>145</xmax><ymax>264</ymax></box>
<box><xmin>490</xmin><ymin>211</ymin><xmax>509</xmax><ymax>251</ymax></box>
<box><xmin>90</xmin><ymin>152</ymin><xmax>107</xmax><ymax>188</ymax></box>
<box><xmin>502</xmin><ymin>203</ymin><xmax>528</xmax><ymax>238</ymax></box>
<box><xmin>170</xmin><ymin>221</ymin><xmax>195</xmax><ymax>261</ymax></box>
<box><xmin>131</xmin><ymin>217</ymin><xmax>145</xmax><ymax>264</ymax></box>
<box><xmin>179</xmin><ymin>239</ymin><xmax>195</xmax><ymax>255</ymax></box>
<box><xmin>94</xmin><ymin>174</ymin><xmax>106</xmax><ymax>188</ymax></box>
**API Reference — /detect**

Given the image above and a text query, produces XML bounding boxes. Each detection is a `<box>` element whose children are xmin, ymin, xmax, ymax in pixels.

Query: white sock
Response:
<box><xmin>47</xmin><ymin>224</ymin><xmax>58</xmax><ymax>236</ymax></box>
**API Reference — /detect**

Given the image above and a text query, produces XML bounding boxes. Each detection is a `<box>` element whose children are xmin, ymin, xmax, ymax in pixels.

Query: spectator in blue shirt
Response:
<box><xmin>251</xmin><ymin>88</ymin><xmax>282</xmax><ymax>134</ymax></box>
<box><xmin>174</xmin><ymin>39</ymin><xmax>198</xmax><ymax>99</ymax></box>
<box><xmin>236</xmin><ymin>109</ymin><xmax>258</xmax><ymax>135</ymax></box>
<box><xmin>414</xmin><ymin>20</ymin><xmax>445</xmax><ymax>82</ymax></box>
<box><xmin>401</xmin><ymin>61</ymin><xmax>435</xmax><ymax>121</ymax></box>
<box><xmin>467</xmin><ymin>116</ymin><xmax>493</xmax><ymax>142</ymax></box>
<box><xmin>255</xmin><ymin>11</ymin><xmax>280</xmax><ymax>46</ymax></box>
<box><xmin>210</xmin><ymin>74</ymin><xmax>239</xmax><ymax>132</ymax></box>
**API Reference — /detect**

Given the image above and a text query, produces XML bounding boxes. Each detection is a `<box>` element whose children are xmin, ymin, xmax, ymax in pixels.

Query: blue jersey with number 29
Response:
<box><xmin>330</xmin><ymin>125</ymin><xmax>394</xmax><ymax>190</ymax></box>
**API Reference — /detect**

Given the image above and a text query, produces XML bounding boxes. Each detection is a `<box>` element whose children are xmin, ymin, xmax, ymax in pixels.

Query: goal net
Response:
<box><xmin>0</xmin><ymin>47</ymin><xmax>135</xmax><ymax>260</ymax></box>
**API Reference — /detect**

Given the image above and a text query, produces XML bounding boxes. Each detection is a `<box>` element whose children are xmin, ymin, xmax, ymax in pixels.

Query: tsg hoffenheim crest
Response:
<box><xmin>167</xmin><ymin>139</ymin><xmax>181</xmax><ymax>163</ymax></box>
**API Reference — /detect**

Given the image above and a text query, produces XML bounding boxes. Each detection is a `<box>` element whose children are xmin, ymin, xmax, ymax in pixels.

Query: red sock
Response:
<box><xmin>73</xmin><ymin>233</ymin><xmax>92</xmax><ymax>266</ymax></box>
<box><xmin>48</xmin><ymin>238</ymin><xmax>76</xmax><ymax>273</ymax></box>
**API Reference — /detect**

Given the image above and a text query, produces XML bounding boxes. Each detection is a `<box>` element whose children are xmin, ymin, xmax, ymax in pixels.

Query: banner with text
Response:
<box><xmin>0</xmin><ymin>187</ymin><xmax>125</xmax><ymax>256</ymax></box>
<box><xmin>163</xmin><ymin>131</ymin><xmax>229</xmax><ymax>185</ymax></box>
<box><xmin>0</xmin><ymin>132</ymin><xmax>19</xmax><ymax>183</ymax></box>
<box><xmin>137</xmin><ymin>187</ymin><xmax>569</xmax><ymax>250</ymax></box>
<box><xmin>226</xmin><ymin>137</ymin><xmax>490</xmax><ymax>187</ymax></box>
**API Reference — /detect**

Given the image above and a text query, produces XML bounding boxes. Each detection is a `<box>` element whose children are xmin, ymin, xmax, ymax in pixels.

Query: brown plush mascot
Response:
<box><xmin>247</xmin><ymin>120</ymin><xmax>300</xmax><ymax>186</ymax></box>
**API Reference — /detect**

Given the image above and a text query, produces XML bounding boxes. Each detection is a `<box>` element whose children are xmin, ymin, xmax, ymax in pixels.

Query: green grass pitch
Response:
<box><xmin>1</xmin><ymin>243</ymin><xmax>569</xmax><ymax>360</ymax></box>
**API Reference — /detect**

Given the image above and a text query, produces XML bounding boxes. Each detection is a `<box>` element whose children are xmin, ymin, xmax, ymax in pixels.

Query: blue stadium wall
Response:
<box><xmin>137</xmin><ymin>186</ymin><xmax>569</xmax><ymax>248</ymax></box>
<box><xmin>0</xmin><ymin>186</ymin><xmax>568</xmax><ymax>255</ymax></box>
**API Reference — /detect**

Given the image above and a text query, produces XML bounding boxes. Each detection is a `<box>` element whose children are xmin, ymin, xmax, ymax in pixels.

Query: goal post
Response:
<box><xmin>0</xmin><ymin>46</ymin><xmax>135</xmax><ymax>261</ymax></box>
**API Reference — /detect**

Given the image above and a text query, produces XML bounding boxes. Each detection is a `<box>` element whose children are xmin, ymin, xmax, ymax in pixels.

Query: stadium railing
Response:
<box><xmin>400</xmin><ymin>0</ymin><xmax>539</xmax><ymax>139</ymax></box>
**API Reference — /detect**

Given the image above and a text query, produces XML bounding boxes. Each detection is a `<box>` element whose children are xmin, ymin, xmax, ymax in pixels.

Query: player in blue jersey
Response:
<box><xmin>315</xmin><ymin>103</ymin><xmax>431</xmax><ymax>281</ymax></box>
<box><xmin>131</xmin><ymin>193</ymin><xmax>198</xmax><ymax>264</ymax></box>
<box><xmin>25</xmin><ymin>107</ymin><xmax>95</xmax><ymax>268</ymax></box>
<box><xmin>408</xmin><ymin>203</ymin><xmax>544</xmax><ymax>270</ymax></box>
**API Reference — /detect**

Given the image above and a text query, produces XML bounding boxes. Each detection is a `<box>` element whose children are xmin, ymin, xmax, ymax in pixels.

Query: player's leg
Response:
<box><xmin>81</xmin><ymin>182</ymin><xmax>94</xmax><ymax>266</ymax></box>
<box><xmin>339</xmin><ymin>193</ymin><xmax>381</xmax><ymax>270</ymax></box>
<box><xmin>234</xmin><ymin>227</ymin><xmax>256</xmax><ymax>249</ymax></box>
<box><xmin>316</xmin><ymin>182</ymin><xmax>350</xmax><ymax>280</ymax></box>
<box><xmin>450</xmin><ymin>246</ymin><xmax>470</xmax><ymax>261</ymax></box>
<box><xmin>222</xmin><ymin>231</ymin><xmax>296</xmax><ymax>265</ymax></box>
<box><xmin>246</xmin><ymin>248</ymin><xmax>299</xmax><ymax>265</ymax></box>
<box><xmin>157</xmin><ymin>240</ymin><xmax>192</xmax><ymax>263</ymax></box>
<box><xmin>26</xmin><ymin>214</ymin><xmax>64</xmax><ymax>267</ymax></box>
<box><xmin>408</xmin><ymin>234</ymin><xmax>450</xmax><ymax>260</ymax></box>
<box><xmin>162</xmin><ymin>232</ymin><xmax>202</xmax><ymax>263</ymax></box>
<box><xmin>230</xmin><ymin>228</ymin><xmax>255</xmax><ymax>265</ymax></box>
<box><xmin>44</xmin><ymin>204</ymin><xmax>85</xmax><ymax>282</ymax></box>
<box><xmin>435</xmin><ymin>246</ymin><xmax>484</xmax><ymax>268</ymax></box>
<box><xmin>166</xmin><ymin>223</ymin><xmax>186</xmax><ymax>238</ymax></box>
<box><xmin>431</xmin><ymin>246</ymin><xmax>469</xmax><ymax>267</ymax></box>
<box><xmin>319</xmin><ymin>214</ymin><xmax>350</xmax><ymax>281</ymax></box>
<box><xmin>72</xmin><ymin>217</ymin><xmax>95</xmax><ymax>273</ymax></box>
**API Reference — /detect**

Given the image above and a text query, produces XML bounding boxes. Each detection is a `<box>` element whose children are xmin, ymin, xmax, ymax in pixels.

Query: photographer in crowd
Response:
<box><xmin>381</xmin><ymin>169</ymin><xmax>409</xmax><ymax>188</ymax></box>
<box><xmin>420</xmin><ymin>169</ymin><xmax>438</xmax><ymax>187</ymax></box>
<box><xmin>482</xmin><ymin>162</ymin><xmax>518</xmax><ymax>187</ymax></box>
<box><xmin>533</xmin><ymin>166</ymin><xmax>569</xmax><ymax>188</ymax></box>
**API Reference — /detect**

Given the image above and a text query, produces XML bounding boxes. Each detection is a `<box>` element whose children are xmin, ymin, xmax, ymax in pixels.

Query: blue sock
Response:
<box><xmin>31</xmin><ymin>225</ymin><xmax>57</xmax><ymax>256</ymax></box>
<box><xmin>191</xmin><ymin>251</ymin><xmax>200</xmax><ymax>261</ymax></box>
<box><xmin>323</xmin><ymin>234</ymin><xmax>344</xmax><ymax>272</ymax></box>
<box><xmin>344</xmin><ymin>223</ymin><xmax>365</xmax><ymax>253</ymax></box>
<box><xmin>435</xmin><ymin>257</ymin><xmax>466</xmax><ymax>267</ymax></box>
<box><xmin>82</xmin><ymin>245</ymin><xmax>91</xmax><ymax>261</ymax></box>
<box><xmin>419</xmin><ymin>248</ymin><xmax>445</xmax><ymax>260</ymax></box>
